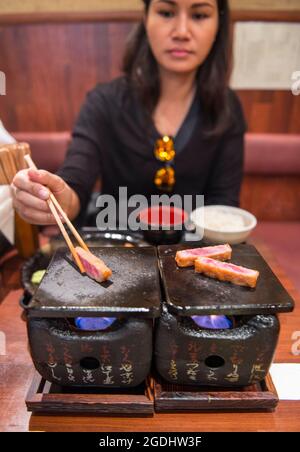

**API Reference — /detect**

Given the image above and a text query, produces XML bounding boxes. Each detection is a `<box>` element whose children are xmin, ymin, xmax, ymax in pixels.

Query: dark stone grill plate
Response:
<box><xmin>158</xmin><ymin>243</ymin><xmax>294</xmax><ymax>316</ymax></box>
<box><xmin>28</xmin><ymin>246</ymin><xmax>161</xmax><ymax>318</ymax></box>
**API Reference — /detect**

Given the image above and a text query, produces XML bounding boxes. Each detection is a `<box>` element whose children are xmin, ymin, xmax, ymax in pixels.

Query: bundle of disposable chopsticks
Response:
<box><xmin>0</xmin><ymin>142</ymin><xmax>30</xmax><ymax>185</ymax></box>
<box><xmin>0</xmin><ymin>142</ymin><xmax>40</xmax><ymax>258</ymax></box>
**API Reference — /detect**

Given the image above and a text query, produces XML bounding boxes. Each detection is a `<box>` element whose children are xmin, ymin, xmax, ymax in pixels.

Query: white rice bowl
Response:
<box><xmin>190</xmin><ymin>205</ymin><xmax>257</xmax><ymax>245</ymax></box>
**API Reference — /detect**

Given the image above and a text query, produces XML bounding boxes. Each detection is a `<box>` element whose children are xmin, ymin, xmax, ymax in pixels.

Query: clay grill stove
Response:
<box><xmin>25</xmin><ymin>246</ymin><xmax>161</xmax><ymax>388</ymax></box>
<box><xmin>155</xmin><ymin>243</ymin><xmax>294</xmax><ymax>387</ymax></box>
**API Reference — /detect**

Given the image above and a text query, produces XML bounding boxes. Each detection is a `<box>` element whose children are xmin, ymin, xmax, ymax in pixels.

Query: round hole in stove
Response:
<box><xmin>80</xmin><ymin>357</ymin><xmax>100</xmax><ymax>370</ymax></box>
<box><xmin>205</xmin><ymin>355</ymin><xmax>225</xmax><ymax>369</ymax></box>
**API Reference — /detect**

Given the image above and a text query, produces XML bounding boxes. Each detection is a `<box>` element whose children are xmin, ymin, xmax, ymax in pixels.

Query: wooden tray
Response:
<box><xmin>153</xmin><ymin>373</ymin><xmax>278</xmax><ymax>412</ymax></box>
<box><xmin>26</xmin><ymin>372</ymin><xmax>278</xmax><ymax>415</ymax></box>
<box><xmin>26</xmin><ymin>373</ymin><xmax>154</xmax><ymax>415</ymax></box>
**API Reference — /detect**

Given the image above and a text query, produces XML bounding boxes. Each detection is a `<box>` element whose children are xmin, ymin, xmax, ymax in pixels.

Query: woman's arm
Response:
<box><xmin>56</xmin><ymin>87</ymin><xmax>108</xmax><ymax>218</ymax></box>
<box><xmin>204</xmin><ymin>91</ymin><xmax>247</xmax><ymax>207</ymax></box>
<box><xmin>12</xmin><ymin>87</ymin><xmax>107</xmax><ymax>225</ymax></box>
<box><xmin>204</xmin><ymin>132</ymin><xmax>245</xmax><ymax>207</ymax></box>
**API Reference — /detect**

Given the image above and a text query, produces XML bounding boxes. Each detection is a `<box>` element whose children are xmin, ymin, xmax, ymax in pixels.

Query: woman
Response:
<box><xmin>12</xmin><ymin>0</ymin><xmax>246</xmax><ymax>226</ymax></box>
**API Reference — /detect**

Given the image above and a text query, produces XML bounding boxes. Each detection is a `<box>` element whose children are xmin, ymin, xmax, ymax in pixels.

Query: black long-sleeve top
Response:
<box><xmin>57</xmin><ymin>76</ymin><xmax>247</xmax><ymax>216</ymax></box>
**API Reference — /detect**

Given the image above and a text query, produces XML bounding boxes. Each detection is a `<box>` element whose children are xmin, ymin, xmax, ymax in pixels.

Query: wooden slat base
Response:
<box><xmin>26</xmin><ymin>372</ymin><xmax>279</xmax><ymax>415</ymax></box>
<box><xmin>26</xmin><ymin>373</ymin><xmax>154</xmax><ymax>415</ymax></box>
<box><xmin>153</xmin><ymin>373</ymin><xmax>279</xmax><ymax>412</ymax></box>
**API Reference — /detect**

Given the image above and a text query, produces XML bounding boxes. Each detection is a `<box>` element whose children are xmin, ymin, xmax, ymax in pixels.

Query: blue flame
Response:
<box><xmin>191</xmin><ymin>315</ymin><xmax>232</xmax><ymax>330</ymax></box>
<box><xmin>75</xmin><ymin>317</ymin><xmax>117</xmax><ymax>331</ymax></box>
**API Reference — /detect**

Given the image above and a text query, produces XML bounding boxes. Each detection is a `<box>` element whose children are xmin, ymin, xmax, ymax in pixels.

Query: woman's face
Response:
<box><xmin>145</xmin><ymin>0</ymin><xmax>219</xmax><ymax>75</ymax></box>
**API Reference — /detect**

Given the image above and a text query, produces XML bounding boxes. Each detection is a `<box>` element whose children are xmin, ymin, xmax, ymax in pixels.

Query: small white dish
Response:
<box><xmin>190</xmin><ymin>205</ymin><xmax>257</xmax><ymax>245</ymax></box>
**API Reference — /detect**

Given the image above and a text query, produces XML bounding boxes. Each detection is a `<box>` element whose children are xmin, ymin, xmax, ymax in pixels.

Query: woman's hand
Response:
<box><xmin>11</xmin><ymin>168</ymin><xmax>80</xmax><ymax>225</ymax></box>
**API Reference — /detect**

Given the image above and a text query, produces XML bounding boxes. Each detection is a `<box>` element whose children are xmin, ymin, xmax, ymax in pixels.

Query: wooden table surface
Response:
<box><xmin>0</xmin><ymin>240</ymin><xmax>300</xmax><ymax>432</ymax></box>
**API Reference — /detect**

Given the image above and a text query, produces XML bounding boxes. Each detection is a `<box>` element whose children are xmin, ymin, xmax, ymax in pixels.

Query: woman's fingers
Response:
<box><xmin>11</xmin><ymin>168</ymin><xmax>70</xmax><ymax>225</ymax></box>
<box><xmin>14</xmin><ymin>188</ymin><xmax>50</xmax><ymax>212</ymax></box>
<box><xmin>12</xmin><ymin>169</ymin><xmax>50</xmax><ymax>200</ymax></box>
<box><xmin>14</xmin><ymin>197</ymin><xmax>65</xmax><ymax>225</ymax></box>
<box><xmin>28</xmin><ymin>169</ymin><xmax>66</xmax><ymax>196</ymax></box>
<box><xmin>14</xmin><ymin>199</ymin><xmax>57</xmax><ymax>225</ymax></box>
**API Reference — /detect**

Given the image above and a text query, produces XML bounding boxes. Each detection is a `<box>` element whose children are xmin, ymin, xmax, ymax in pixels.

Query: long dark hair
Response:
<box><xmin>123</xmin><ymin>0</ymin><xmax>232</xmax><ymax>138</ymax></box>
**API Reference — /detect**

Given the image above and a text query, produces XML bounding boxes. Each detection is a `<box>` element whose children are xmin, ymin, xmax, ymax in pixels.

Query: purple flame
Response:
<box><xmin>75</xmin><ymin>317</ymin><xmax>117</xmax><ymax>331</ymax></box>
<box><xmin>191</xmin><ymin>315</ymin><xmax>232</xmax><ymax>330</ymax></box>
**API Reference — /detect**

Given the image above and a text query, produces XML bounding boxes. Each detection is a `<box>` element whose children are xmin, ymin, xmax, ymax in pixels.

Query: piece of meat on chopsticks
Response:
<box><xmin>175</xmin><ymin>244</ymin><xmax>232</xmax><ymax>268</ymax></box>
<box><xmin>195</xmin><ymin>256</ymin><xmax>259</xmax><ymax>288</ymax></box>
<box><xmin>75</xmin><ymin>247</ymin><xmax>112</xmax><ymax>283</ymax></box>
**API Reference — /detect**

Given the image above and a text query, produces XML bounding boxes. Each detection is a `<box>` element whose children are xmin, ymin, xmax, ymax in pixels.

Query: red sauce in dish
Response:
<box><xmin>139</xmin><ymin>206</ymin><xmax>188</xmax><ymax>227</ymax></box>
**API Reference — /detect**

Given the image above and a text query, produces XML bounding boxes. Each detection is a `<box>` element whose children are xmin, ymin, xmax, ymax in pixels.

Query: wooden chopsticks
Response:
<box><xmin>0</xmin><ymin>142</ymin><xmax>88</xmax><ymax>269</ymax></box>
<box><xmin>24</xmin><ymin>154</ymin><xmax>89</xmax><ymax>274</ymax></box>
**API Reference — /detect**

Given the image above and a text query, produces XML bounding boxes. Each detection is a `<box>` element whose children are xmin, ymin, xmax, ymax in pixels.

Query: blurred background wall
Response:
<box><xmin>0</xmin><ymin>0</ymin><xmax>300</xmax><ymax>13</ymax></box>
<box><xmin>0</xmin><ymin>0</ymin><xmax>299</xmax><ymax>224</ymax></box>
<box><xmin>0</xmin><ymin>0</ymin><xmax>299</xmax><ymax>133</ymax></box>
